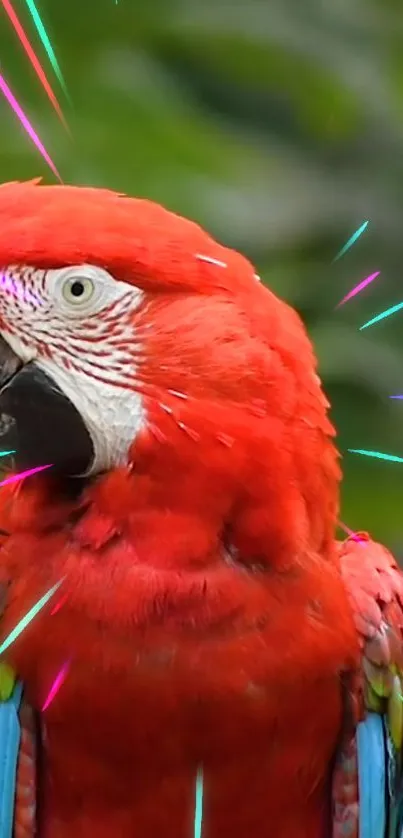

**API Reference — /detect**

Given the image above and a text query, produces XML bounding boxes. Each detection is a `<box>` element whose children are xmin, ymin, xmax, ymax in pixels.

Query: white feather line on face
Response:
<box><xmin>37</xmin><ymin>356</ymin><xmax>145</xmax><ymax>475</ymax></box>
<box><xmin>0</xmin><ymin>264</ymin><xmax>147</xmax><ymax>475</ymax></box>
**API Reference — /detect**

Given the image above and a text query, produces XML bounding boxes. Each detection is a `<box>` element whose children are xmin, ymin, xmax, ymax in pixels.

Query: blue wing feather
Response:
<box><xmin>0</xmin><ymin>681</ymin><xmax>22</xmax><ymax>838</ymax></box>
<box><xmin>357</xmin><ymin>714</ymin><xmax>386</xmax><ymax>838</ymax></box>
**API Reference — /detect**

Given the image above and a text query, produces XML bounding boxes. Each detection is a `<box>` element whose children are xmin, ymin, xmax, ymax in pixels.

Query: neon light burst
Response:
<box><xmin>334</xmin><ymin>221</ymin><xmax>369</xmax><ymax>262</ymax></box>
<box><xmin>0</xmin><ymin>579</ymin><xmax>64</xmax><ymax>656</ymax></box>
<box><xmin>0</xmin><ymin>0</ymin><xmax>67</xmax><ymax>128</ymax></box>
<box><xmin>348</xmin><ymin>449</ymin><xmax>403</xmax><ymax>464</ymax></box>
<box><xmin>22</xmin><ymin>0</ymin><xmax>70</xmax><ymax>101</ymax></box>
<box><xmin>337</xmin><ymin>271</ymin><xmax>380</xmax><ymax>308</ymax></box>
<box><xmin>337</xmin><ymin>520</ymin><xmax>366</xmax><ymax>545</ymax></box>
<box><xmin>194</xmin><ymin>766</ymin><xmax>204</xmax><ymax>838</ymax></box>
<box><xmin>0</xmin><ymin>72</ymin><xmax>61</xmax><ymax>181</ymax></box>
<box><xmin>0</xmin><ymin>464</ymin><xmax>53</xmax><ymax>488</ymax></box>
<box><xmin>360</xmin><ymin>301</ymin><xmax>403</xmax><ymax>330</ymax></box>
<box><xmin>42</xmin><ymin>660</ymin><xmax>70</xmax><ymax>711</ymax></box>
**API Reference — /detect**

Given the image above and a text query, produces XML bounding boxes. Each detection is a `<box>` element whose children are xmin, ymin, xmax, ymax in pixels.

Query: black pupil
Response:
<box><xmin>70</xmin><ymin>280</ymin><xmax>85</xmax><ymax>297</ymax></box>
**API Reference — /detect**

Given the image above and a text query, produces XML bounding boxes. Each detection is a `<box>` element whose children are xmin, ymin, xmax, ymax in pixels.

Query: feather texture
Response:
<box><xmin>0</xmin><ymin>182</ymin><xmax>399</xmax><ymax>838</ymax></box>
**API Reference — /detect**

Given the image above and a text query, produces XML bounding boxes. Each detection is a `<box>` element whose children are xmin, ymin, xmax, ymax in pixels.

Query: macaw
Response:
<box><xmin>0</xmin><ymin>180</ymin><xmax>400</xmax><ymax>838</ymax></box>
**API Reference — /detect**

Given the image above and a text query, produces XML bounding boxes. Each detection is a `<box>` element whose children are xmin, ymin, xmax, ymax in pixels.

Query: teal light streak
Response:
<box><xmin>334</xmin><ymin>221</ymin><xmax>368</xmax><ymax>261</ymax></box>
<box><xmin>360</xmin><ymin>301</ymin><xmax>403</xmax><ymax>330</ymax></box>
<box><xmin>348</xmin><ymin>449</ymin><xmax>403</xmax><ymax>464</ymax></box>
<box><xmin>0</xmin><ymin>579</ymin><xmax>64</xmax><ymax>655</ymax></box>
<box><xmin>22</xmin><ymin>0</ymin><xmax>70</xmax><ymax>101</ymax></box>
<box><xmin>194</xmin><ymin>766</ymin><xmax>203</xmax><ymax>838</ymax></box>
<box><xmin>0</xmin><ymin>451</ymin><xmax>15</xmax><ymax>457</ymax></box>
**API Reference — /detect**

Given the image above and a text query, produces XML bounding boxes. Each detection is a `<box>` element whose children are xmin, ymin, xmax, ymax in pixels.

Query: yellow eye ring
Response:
<box><xmin>61</xmin><ymin>276</ymin><xmax>95</xmax><ymax>305</ymax></box>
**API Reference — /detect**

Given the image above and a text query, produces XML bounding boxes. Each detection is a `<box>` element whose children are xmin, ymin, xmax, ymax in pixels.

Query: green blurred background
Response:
<box><xmin>0</xmin><ymin>0</ymin><xmax>402</xmax><ymax>548</ymax></box>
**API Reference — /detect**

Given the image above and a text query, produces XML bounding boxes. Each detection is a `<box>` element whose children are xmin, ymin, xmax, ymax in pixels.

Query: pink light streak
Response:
<box><xmin>42</xmin><ymin>660</ymin><xmax>70</xmax><ymax>711</ymax></box>
<box><xmin>338</xmin><ymin>520</ymin><xmax>366</xmax><ymax>545</ymax></box>
<box><xmin>0</xmin><ymin>71</ymin><xmax>61</xmax><ymax>182</ymax></box>
<box><xmin>50</xmin><ymin>593</ymin><xmax>69</xmax><ymax>616</ymax></box>
<box><xmin>0</xmin><ymin>464</ymin><xmax>52</xmax><ymax>488</ymax></box>
<box><xmin>1</xmin><ymin>0</ymin><xmax>68</xmax><ymax>130</ymax></box>
<box><xmin>336</xmin><ymin>271</ymin><xmax>380</xmax><ymax>308</ymax></box>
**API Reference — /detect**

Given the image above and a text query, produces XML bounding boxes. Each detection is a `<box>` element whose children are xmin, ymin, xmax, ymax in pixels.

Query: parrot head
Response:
<box><xmin>0</xmin><ymin>180</ymin><xmax>339</xmax><ymax>568</ymax></box>
<box><xmin>0</xmin><ymin>182</ymin><xmax>361</xmax><ymax>838</ymax></box>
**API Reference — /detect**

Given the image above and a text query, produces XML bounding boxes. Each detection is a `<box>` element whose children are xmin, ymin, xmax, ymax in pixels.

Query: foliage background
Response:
<box><xmin>0</xmin><ymin>0</ymin><xmax>402</xmax><ymax>549</ymax></box>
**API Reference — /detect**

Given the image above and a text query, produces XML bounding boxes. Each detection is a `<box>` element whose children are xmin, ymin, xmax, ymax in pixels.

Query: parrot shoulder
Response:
<box><xmin>332</xmin><ymin>534</ymin><xmax>403</xmax><ymax>838</ymax></box>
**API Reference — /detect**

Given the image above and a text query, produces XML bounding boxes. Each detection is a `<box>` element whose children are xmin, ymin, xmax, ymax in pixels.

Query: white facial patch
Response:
<box><xmin>0</xmin><ymin>264</ymin><xmax>146</xmax><ymax>475</ymax></box>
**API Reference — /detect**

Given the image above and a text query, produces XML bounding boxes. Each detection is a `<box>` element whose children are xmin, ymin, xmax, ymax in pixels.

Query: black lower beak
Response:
<box><xmin>0</xmin><ymin>335</ymin><xmax>94</xmax><ymax>475</ymax></box>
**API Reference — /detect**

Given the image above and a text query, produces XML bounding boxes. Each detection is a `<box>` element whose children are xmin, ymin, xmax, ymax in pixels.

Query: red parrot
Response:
<box><xmin>0</xmin><ymin>180</ymin><xmax>400</xmax><ymax>838</ymax></box>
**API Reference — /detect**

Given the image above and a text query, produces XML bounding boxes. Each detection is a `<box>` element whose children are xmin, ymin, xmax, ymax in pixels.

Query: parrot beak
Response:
<box><xmin>0</xmin><ymin>334</ymin><xmax>94</xmax><ymax>476</ymax></box>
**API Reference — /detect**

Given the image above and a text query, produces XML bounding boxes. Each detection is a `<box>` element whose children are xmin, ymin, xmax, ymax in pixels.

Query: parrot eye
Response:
<box><xmin>61</xmin><ymin>275</ymin><xmax>95</xmax><ymax>306</ymax></box>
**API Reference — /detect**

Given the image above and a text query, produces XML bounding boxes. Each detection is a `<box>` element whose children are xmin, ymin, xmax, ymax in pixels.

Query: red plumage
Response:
<box><xmin>0</xmin><ymin>181</ymin><xmax>399</xmax><ymax>838</ymax></box>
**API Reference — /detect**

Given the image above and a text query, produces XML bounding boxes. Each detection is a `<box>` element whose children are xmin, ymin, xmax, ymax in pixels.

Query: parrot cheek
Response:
<box><xmin>0</xmin><ymin>345</ymin><xmax>94</xmax><ymax>475</ymax></box>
